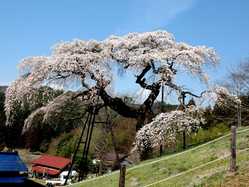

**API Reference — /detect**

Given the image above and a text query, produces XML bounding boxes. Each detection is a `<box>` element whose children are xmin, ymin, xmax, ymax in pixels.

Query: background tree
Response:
<box><xmin>215</xmin><ymin>58</ymin><xmax>249</xmax><ymax>127</ymax></box>
<box><xmin>0</xmin><ymin>87</ymin><xmax>7</xmax><ymax>150</ymax></box>
<box><xmin>223</xmin><ymin>58</ymin><xmax>249</xmax><ymax>95</ymax></box>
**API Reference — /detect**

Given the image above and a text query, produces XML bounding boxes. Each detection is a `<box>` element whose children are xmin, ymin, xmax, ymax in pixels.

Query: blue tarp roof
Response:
<box><xmin>0</xmin><ymin>152</ymin><xmax>28</xmax><ymax>172</ymax></box>
<box><xmin>0</xmin><ymin>176</ymin><xmax>26</xmax><ymax>183</ymax></box>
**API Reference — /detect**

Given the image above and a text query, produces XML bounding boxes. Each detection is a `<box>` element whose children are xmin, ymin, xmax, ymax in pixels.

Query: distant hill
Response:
<box><xmin>0</xmin><ymin>86</ymin><xmax>7</xmax><ymax>93</ymax></box>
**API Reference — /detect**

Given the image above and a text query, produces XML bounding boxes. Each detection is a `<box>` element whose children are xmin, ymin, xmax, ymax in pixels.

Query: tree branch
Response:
<box><xmin>99</xmin><ymin>88</ymin><xmax>143</xmax><ymax>118</ymax></box>
<box><xmin>135</xmin><ymin>64</ymin><xmax>154</xmax><ymax>90</ymax></box>
<box><xmin>142</xmin><ymin>82</ymin><xmax>161</xmax><ymax>111</ymax></box>
<box><xmin>182</xmin><ymin>90</ymin><xmax>207</xmax><ymax>98</ymax></box>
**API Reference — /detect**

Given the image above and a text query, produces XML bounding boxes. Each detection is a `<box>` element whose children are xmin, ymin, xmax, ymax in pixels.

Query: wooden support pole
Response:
<box><xmin>159</xmin><ymin>144</ymin><xmax>163</xmax><ymax>157</ymax></box>
<box><xmin>161</xmin><ymin>84</ymin><xmax>164</xmax><ymax>112</ymax></box>
<box><xmin>237</xmin><ymin>102</ymin><xmax>241</xmax><ymax>127</ymax></box>
<box><xmin>183</xmin><ymin>130</ymin><xmax>186</xmax><ymax>150</ymax></box>
<box><xmin>119</xmin><ymin>163</ymin><xmax>126</xmax><ymax>187</ymax></box>
<box><xmin>230</xmin><ymin>125</ymin><xmax>237</xmax><ymax>172</ymax></box>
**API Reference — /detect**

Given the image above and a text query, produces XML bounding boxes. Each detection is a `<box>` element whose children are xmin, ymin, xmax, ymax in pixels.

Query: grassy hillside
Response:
<box><xmin>69</xmin><ymin>127</ymin><xmax>249</xmax><ymax>187</ymax></box>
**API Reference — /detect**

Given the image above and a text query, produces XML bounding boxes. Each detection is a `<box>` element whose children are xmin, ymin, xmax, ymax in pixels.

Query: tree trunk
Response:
<box><xmin>99</xmin><ymin>84</ymin><xmax>160</xmax><ymax>130</ymax></box>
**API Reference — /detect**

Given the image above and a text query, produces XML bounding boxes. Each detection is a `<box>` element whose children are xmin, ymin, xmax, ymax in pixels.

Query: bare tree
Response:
<box><xmin>219</xmin><ymin>58</ymin><xmax>249</xmax><ymax>126</ymax></box>
<box><xmin>223</xmin><ymin>58</ymin><xmax>249</xmax><ymax>95</ymax></box>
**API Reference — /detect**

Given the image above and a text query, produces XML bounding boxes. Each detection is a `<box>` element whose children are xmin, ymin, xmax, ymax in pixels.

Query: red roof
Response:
<box><xmin>31</xmin><ymin>155</ymin><xmax>71</xmax><ymax>170</ymax></box>
<box><xmin>32</xmin><ymin>165</ymin><xmax>60</xmax><ymax>176</ymax></box>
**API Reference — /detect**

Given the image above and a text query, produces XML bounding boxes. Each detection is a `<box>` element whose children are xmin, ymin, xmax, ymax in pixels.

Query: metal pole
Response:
<box><xmin>79</xmin><ymin>111</ymin><xmax>94</xmax><ymax>181</ymax></box>
<box><xmin>82</xmin><ymin>107</ymin><xmax>97</xmax><ymax>179</ymax></box>
<box><xmin>64</xmin><ymin>112</ymin><xmax>90</xmax><ymax>185</ymax></box>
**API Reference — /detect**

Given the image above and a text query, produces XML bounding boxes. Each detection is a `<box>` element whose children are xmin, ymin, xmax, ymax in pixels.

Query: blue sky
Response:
<box><xmin>0</xmin><ymin>0</ymin><xmax>249</xmax><ymax>98</ymax></box>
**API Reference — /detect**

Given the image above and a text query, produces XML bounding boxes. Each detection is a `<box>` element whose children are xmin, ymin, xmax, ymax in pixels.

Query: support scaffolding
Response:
<box><xmin>64</xmin><ymin>95</ymin><xmax>103</xmax><ymax>185</ymax></box>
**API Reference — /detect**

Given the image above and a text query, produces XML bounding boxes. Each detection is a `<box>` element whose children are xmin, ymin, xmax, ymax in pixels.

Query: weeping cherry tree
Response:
<box><xmin>5</xmin><ymin>30</ymin><xmax>236</xmax><ymax>152</ymax></box>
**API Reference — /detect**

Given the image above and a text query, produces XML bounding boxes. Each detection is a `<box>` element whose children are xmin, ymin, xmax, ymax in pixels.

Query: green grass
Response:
<box><xmin>194</xmin><ymin>149</ymin><xmax>249</xmax><ymax>187</ymax></box>
<box><xmin>69</xmin><ymin>127</ymin><xmax>249</xmax><ymax>187</ymax></box>
<box><xmin>146</xmin><ymin>148</ymin><xmax>249</xmax><ymax>187</ymax></box>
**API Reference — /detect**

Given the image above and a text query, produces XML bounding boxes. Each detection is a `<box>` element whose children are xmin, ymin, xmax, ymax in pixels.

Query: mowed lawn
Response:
<box><xmin>69</xmin><ymin>127</ymin><xmax>249</xmax><ymax>187</ymax></box>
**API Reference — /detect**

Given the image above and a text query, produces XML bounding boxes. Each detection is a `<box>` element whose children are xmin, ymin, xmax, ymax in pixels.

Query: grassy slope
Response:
<box><xmin>69</xmin><ymin>127</ymin><xmax>249</xmax><ymax>187</ymax></box>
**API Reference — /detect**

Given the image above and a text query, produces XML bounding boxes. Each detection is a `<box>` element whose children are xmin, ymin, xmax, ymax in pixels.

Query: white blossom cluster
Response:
<box><xmin>5</xmin><ymin>77</ymin><xmax>61</xmax><ymax>126</ymax></box>
<box><xmin>214</xmin><ymin>86</ymin><xmax>241</xmax><ymax>105</ymax></box>
<box><xmin>18</xmin><ymin>56</ymin><xmax>49</xmax><ymax>77</ymax></box>
<box><xmin>202</xmin><ymin>86</ymin><xmax>241</xmax><ymax>107</ymax></box>
<box><xmin>135</xmin><ymin>106</ymin><xmax>204</xmax><ymax>152</ymax></box>
<box><xmin>5</xmin><ymin>78</ymin><xmax>33</xmax><ymax>120</ymax></box>
<box><xmin>22</xmin><ymin>91</ymin><xmax>87</xmax><ymax>133</ymax></box>
<box><xmin>14</xmin><ymin>30</ymin><xmax>218</xmax><ymax>92</ymax></box>
<box><xmin>104</xmin><ymin>31</ymin><xmax>218</xmax><ymax>81</ymax></box>
<box><xmin>45</xmin><ymin>31</ymin><xmax>218</xmax><ymax>85</ymax></box>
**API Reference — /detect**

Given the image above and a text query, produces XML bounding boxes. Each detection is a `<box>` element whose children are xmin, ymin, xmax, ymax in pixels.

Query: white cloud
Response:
<box><xmin>115</xmin><ymin>0</ymin><xmax>196</xmax><ymax>34</ymax></box>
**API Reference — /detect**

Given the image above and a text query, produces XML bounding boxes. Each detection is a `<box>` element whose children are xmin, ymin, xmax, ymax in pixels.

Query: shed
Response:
<box><xmin>102</xmin><ymin>152</ymin><xmax>127</xmax><ymax>170</ymax></box>
<box><xmin>31</xmin><ymin>155</ymin><xmax>71</xmax><ymax>178</ymax></box>
<box><xmin>0</xmin><ymin>152</ymin><xmax>28</xmax><ymax>184</ymax></box>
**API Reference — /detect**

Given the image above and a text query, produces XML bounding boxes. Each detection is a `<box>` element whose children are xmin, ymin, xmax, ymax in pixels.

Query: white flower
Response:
<box><xmin>202</xmin><ymin>86</ymin><xmax>241</xmax><ymax>107</ymax></box>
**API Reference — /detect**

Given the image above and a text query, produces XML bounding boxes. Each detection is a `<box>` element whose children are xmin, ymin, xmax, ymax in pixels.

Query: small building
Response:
<box><xmin>31</xmin><ymin>154</ymin><xmax>71</xmax><ymax>178</ymax></box>
<box><xmin>0</xmin><ymin>152</ymin><xmax>28</xmax><ymax>184</ymax></box>
<box><xmin>102</xmin><ymin>152</ymin><xmax>127</xmax><ymax>171</ymax></box>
